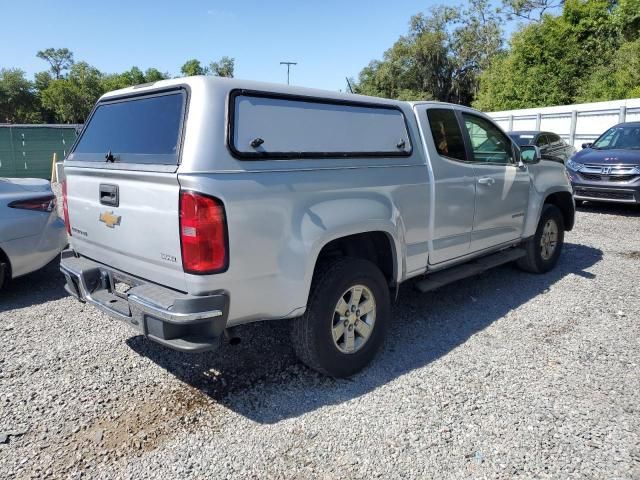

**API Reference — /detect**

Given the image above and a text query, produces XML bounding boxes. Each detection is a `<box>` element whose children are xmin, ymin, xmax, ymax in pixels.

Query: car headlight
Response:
<box><xmin>566</xmin><ymin>159</ymin><xmax>584</xmax><ymax>171</ymax></box>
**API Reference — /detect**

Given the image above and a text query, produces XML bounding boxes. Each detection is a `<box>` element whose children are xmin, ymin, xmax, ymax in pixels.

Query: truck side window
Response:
<box><xmin>426</xmin><ymin>109</ymin><xmax>467</xmax><ymax>161</ymax></box>
<box><xmin>462</xmin><ymin>113</ymin><xmax>513</xmax><ymax>164</ymax></box>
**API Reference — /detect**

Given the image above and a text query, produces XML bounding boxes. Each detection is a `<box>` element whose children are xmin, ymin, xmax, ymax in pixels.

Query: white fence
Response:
<box><xmin>487</xmin><ymin>98</ymin><xmax>640</xmax><ymax>150</ymax></box>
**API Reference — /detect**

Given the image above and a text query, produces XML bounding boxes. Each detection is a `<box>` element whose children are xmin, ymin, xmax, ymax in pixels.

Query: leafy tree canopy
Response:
<box><xmin>474</xmin><ymin>0</ymin><xmax>640</xmax><ymax>110</ymax></box>
<box><xmin>41</xmin><ymin>62</ymin><xmax>103</xmax><ymax>124</ymax></box>
<box><xmin>1</xmin><ymin>48</ymin><xmax>233</xmax><ymax>123</ymax></box>
<box><xmin>36</xmin><ymin>48</ymin><xmax>74</xmax><ymax>79</ymax></box>
<box><xmin>576</xmin><ymin>37</ymin><xmax>640</xmax><ymax>101</ymax></box>
<box><xmin>209</xmin><ymin>56</ymin><xmax>235</xmax><ymax>78</ymax></box>
<box><xmin>101</xmin><ymin>66</ymin><xmax>170</xmax><ymax>92</ymax></box>
<box><xmin>353</xmin><ymin>0</ymin><xmax>504</xmax><ymax>105</ymax></box>
<box><xmin>0</xmin><ymin>69</ymin><xmax>40</xmax><ymax>123</ymax></box>
<box><xmin>180</xmin><ymin>57</ymin><xmax>235</xmax><ymax>77</ymax></box>
<box><xmin>355</xmin><ymin>0</ymin><xmax>640</xmax><ymax>110</ymax></box>
<box><xmin>181</xmin><ymin>59</ymin><xmax>208</xmax><ymax>76</ymax></box>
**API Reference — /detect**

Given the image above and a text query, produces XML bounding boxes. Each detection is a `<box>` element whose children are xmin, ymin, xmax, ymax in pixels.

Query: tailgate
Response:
<box><xmin>65</xmin><ymin>168</ymin><xmax>186</xmax><ymax>291</ymax></box>
<box><xmin>64</xmin><ymin>87</ymin><xmax>188</xmax><ymax>292</ymax></box>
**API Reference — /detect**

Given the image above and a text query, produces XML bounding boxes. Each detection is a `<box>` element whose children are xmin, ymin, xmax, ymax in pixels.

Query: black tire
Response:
<box><xmin>517</xmin><ymin>204</ymin><xmax>565</xmax><ymax>274</ymax></box>
<box><xmin>291</xmin><ymin>257</ymin><xmax>390</xmax><ymax>377</ymax></box>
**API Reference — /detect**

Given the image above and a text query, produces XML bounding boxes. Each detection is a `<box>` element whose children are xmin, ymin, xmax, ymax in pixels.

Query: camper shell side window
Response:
<box><xmin>227</xmin><ymin>90</ymin><xmax>412</xmax><ymax>160</ymax></box>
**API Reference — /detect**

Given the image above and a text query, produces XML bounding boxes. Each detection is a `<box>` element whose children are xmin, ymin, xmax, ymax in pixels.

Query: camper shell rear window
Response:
<box><xmin>228</xmin><ymin>90</ymin><xmax>412</xmax><ymax>159</ymax></box>
<box><xmin>70</xmin><ymin>89</ymin><xmax>186</xmax><ymax>165</ymax></box>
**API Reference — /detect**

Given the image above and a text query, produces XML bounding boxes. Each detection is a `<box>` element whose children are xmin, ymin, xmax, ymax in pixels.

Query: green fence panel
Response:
<box><xmin>0</xmin><ymin>128</ymin><xmax>16</xmax><ymax>178</ymax></box>
<box><xmin>0</xmin><ymin>125</ymin><xmax>78</xmax><ymax>179</ymax></box>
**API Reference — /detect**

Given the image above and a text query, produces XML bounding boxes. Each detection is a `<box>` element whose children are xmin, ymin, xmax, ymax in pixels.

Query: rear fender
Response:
<box><xmin>301</xmin><ymin>197</ymin><xmax>404</xmax><ymax>301</ymax></box>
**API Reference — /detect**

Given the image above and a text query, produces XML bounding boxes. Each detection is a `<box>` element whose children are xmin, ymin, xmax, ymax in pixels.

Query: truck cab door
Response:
<box><xmin>415</xmin><ymin>106</ymin><xmax>476</xmax><ymax>265</ymax></box>
<box><xmin>459</xmin><ymin>112</ymin><xmax>530</xmax><ymax>251</ymax></box>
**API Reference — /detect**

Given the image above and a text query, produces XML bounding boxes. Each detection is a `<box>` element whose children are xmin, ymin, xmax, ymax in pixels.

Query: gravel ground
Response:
<box><xmin>1</xmin><ymin>203</ymin><xmax>639</xmax><ymax>479</ymax></box>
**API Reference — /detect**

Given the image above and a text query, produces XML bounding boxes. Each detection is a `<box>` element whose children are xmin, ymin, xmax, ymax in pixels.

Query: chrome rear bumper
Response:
<box><xmin>60</xmin><ymin>249</ymin><xmax>229</xmax><ymax>352</ymax></box>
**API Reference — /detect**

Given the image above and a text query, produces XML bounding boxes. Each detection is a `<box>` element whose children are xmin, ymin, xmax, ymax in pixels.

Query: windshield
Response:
<box><xmin>71</xmin><ymin>90</ymin><xmax>185</xmax><ymax>164</ymax></box>
<box><xmin>592</xmin><ymin>125</ymin><xmax>640</xmax><ymax>150</ymax></box>
<box><xmin>509</xmin><ymin>134</ymin><xmax>535</xmax><ymax>147</ymax></box>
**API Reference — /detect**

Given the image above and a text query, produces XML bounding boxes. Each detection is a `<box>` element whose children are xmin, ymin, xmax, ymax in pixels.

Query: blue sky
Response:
<box><xmin>0</xmin><ymin>0</ymin><xmax>448</xmax><ymax>91</ymax></box>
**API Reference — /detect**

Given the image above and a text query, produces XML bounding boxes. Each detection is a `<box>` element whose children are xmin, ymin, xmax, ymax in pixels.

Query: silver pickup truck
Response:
<box><xmin>60</xmin><ymin>76</ymin><xmax>574</xmax><ymax>377</ymax></box>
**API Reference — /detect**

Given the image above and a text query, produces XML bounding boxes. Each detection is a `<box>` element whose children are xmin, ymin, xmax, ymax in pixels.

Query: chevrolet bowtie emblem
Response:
<box><xmin>99</xmin><ymin>211</ymin><xmax>121</xmax><ymax>228</ymax></box>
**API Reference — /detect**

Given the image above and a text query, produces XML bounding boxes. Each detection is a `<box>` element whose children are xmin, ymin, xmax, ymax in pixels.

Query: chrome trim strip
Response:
<box><xmin>574</xmin><ymin>194</ymin><xmax>636</xmax><ymax>204</ymax></box>
<box><xmin>579</xmin><ymin>164</ymin><xmax>639</xmax><ymax>175</ymax></box>
<box><xmin>128</xmin><ymin>294</ymin><xmax>223</xmax><ymax>323</ymax></box>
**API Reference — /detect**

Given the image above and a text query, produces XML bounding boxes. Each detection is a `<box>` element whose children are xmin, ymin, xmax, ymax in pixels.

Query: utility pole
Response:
<box><xmin>280</xmin><ymin>61</ymin><xmax>297</xmax><ymax>85</ymax></box>
<box><xmin>345</xmin><ymin>77</ymin><xmax>354</xmax><ymax>94</ymax></box>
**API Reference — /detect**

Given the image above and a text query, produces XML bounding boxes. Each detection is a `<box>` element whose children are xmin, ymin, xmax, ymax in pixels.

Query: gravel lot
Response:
<box><xmin>1</xmin><ymin>203</ymin><xmax>639</xmax><ymax>479</ymax></box>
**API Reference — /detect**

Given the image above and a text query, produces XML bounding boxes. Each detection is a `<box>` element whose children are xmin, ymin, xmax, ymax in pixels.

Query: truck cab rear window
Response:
<box><xmin>229</xmin><ymin>91</ymin><xmax>412</xmax><ymax>159</ymax></box>
<box><xmin>71</xmin><ymin>91</ymin><xmax>185</xmax><ymax>164</ymax></box>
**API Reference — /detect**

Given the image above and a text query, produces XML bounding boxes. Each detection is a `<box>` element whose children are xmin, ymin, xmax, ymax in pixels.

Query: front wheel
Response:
<box><xmin>517</xmin><ymin>204</ymin><xmax>565</xmax><ymax>274</ymax></box>
<box><xmin>291</xmin><ymin>257</ymin><xmax>390</xmax><ymax>377</ymax></box>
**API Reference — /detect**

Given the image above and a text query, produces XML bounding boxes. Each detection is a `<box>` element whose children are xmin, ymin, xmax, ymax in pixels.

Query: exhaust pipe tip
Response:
<box><xmin>224</xmin><ymin>327</ymin><xmax>241</xmax><ymax>346</ymax></box>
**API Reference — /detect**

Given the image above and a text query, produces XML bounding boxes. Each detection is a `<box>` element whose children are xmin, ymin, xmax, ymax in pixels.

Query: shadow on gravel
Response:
<box><xmin>577</xmin><ymin>202</ymin><xmax>639</xmax><ymax>217</ymax></box>
<box><xmin>128</xmin><ymin>242</ymin><xmax>602</xmax><ymax>424</ymax></box>
<box><xmin>0</xmin><ymin>260</ymin><xmax>66</xmax><ymax>313</ymax></box>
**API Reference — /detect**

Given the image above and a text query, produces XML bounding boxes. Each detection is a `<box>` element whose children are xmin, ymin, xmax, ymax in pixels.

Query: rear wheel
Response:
<box><xmin>517</xmin><ymin>204</ymin><xmax>565</xmax><ymax>273</ymax></box>
<box><xmin>291</xmin><ymin>257</ymin><xmax>390</xmax><ymax>377</ymax></box>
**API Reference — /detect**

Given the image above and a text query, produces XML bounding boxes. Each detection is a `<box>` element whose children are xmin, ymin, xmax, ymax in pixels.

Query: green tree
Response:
<box><xmin>475</xmin><ymin>12</ymin><xmax>581</xmax><ymax>109</ymax></box>
<box><xmin>475</xmin><ymin>0</ymin><xmax>639</xmax><ymax>110</ymax></box>
<box><xmin>36</xmin><ymin>48</ymin><xmax>74</xmax><ymax>79</ymax></box>
<box><xmin>577</xmin><ymin>38</ymin><xmax>640</xmax><ymax>101</ymax></box>
<box><xmin>0</xmin><ymin>69</ymin><xmax>40</xmax><ymax>123</ymax></box>
<box><xmin>451</xmin><ymin>0</ymin><xmax>504</xmax><ymax>102</ymax></box>
<box><xmin>41</xmin><ymin>62</ymin><xmax>103</xmax><ymax>123</ymax></box>
<box><xmin>500</xmin><ymin>0</ymin><xmax>564</xmax><ymax>23</ymax></box>
<box><xmin>33</xmin><ymin>71</ymin><xmax>57</xmax><ymax>123</ymax></box>
<box><xmin>209</xmin><ymin>56</ymin><xmax>235</xmax><ymax>77</ymax></box>
<box><xmin>180</xmin><ymin>57</ymin><xmax>235</xmax><ymax>78</ymax></box>
<box><xmin>180</xmin><ymin>59</ymin><xmax>208</xmax><ymax>76</ymax></box>
<box><xmin>144</xmin><ymin>68</ymin><xmax>169</xmax><ymax>82</ymax></box>
<box><xmin>34</xmin><ymin>71</ymin><xmax>53</xmax><ymax>92</ymax></box>
<box><xmin>616</xmin><ymin>0</ymin><xmax>640</xmax><ymax>41</ymax></box>
<box><xmin>101</xmin><ymin>66</ymin><xmax>170</xmax><ymax>92</ymax></box>
<box><xmin>353</xmin><ymin>0</ymin><xmax>503</xmax><ymax>105</ymax></box>
<box><xmin>101</xmin><ymin>66</ymin><xmax>145</xmax><ymax>92</ymax></box>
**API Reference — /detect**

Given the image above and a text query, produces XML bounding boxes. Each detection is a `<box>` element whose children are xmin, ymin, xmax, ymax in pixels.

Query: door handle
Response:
<box><xmin>477</xmin><ymin>177</ymin><xmax>495</xmax><ymax>186</ymax></box>
<box><xmin>99</xmin><ymin>184</ymin><xmax>119</xmax><ymax>207</ymax></box>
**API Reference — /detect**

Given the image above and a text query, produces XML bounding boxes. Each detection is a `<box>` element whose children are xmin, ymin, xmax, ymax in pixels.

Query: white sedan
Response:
<box><xmin>0</xmin><ymin>178</ymin><xmax>67</xmax><ymax>290</ymax></box>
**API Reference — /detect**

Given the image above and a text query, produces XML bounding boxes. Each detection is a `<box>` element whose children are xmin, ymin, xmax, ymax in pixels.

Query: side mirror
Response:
<box><xmin>581</xmin><ymin>142</ymin><xmax>593</xmax><ymax>149</ymax></box>
<box><xmin>520</xmin><ymin>145</ymin><xmax>541</xmax><ymax>164</ymax></box>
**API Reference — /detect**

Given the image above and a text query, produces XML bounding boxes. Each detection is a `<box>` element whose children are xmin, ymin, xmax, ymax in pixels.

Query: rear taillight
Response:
<box><xmin>62</xmin><ymin>180</ymin><xmax>71</xmax><ymax>235</ymax></box>
<box><xmin>8</xmin><ymin>195</ymin><xmax>56</xmax><ymax>212</ymax></box>
<box><xmin>179</xmin><ymin>191</ymin><xmax>228</xmax><ymax>274</ymax></box>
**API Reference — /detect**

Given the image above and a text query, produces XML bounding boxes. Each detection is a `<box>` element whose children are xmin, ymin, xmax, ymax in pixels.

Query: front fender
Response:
<box><xmin>523</xmin><ymin>160</ymin><xmax>573</xmax><ymax>237</ymax></box>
